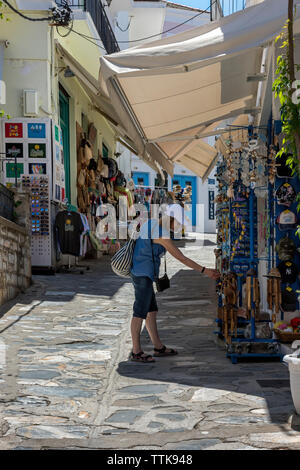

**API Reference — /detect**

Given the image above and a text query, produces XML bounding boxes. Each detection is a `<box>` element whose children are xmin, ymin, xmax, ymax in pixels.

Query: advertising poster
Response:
<box><xmin>52</xmin><ymin>122</ymin><xmax>66</xmax><ymax>203</ymax></box>
<box><xmin>6</xmin><ymin>163</ymin><xmax>24</xmax><ymax>178</ymax></box>
<box><xmin>27</xmin><ymin>122</ymin><xmax>46</xmax><ymax>139</ymax></box>
<box><xmin>5</xmin><ymin>122</ymin><xmax>23</xmax><ymax>138</ymax></box>
<box><xmin>29</xmin><ymin>163</ymin><xmax>47</xmax><ymax>175</ymax></box>
<box><xmin>1</xmin><ymin>118</ymin><xmax>52</xmax><ymax>191</ymax></box>
<box><xmin>5</xmin><ymin>142</ymin><xmax>23</xmax><ymax>159</ymax></box>
<box><xmin>28</xmin><ymin>143</ymin><xmax>46</xmax><ymax>159</ymax></box>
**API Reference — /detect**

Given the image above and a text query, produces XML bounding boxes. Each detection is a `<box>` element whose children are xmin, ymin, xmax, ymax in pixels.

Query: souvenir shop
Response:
<box><xmin>215</xmin><ymin>121</ymin><xmax>300</xmax><ymax>363</ymax></box>
<box><xmin>0</xmin><ymin>117</ymin><xmax>135</xmax><ymax>271</ymax></box>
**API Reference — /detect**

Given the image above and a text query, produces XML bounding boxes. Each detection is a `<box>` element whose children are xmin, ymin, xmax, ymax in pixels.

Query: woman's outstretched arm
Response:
<box><xmin>153</xmin><ymin>238</ymin><xmax>220</xmax><ymax>280</ymax></box>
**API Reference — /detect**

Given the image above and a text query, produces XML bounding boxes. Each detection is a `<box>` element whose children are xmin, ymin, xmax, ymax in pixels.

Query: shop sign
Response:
<box><xmin>5</xmin><ymin>143</ymin><xmax>23</xmax><ymax>158</ymax></box>
<box><xmin>209</xmin><ymin>190</ymin><xmax>215</xmax><ymax>220</ymax></box>
<box><xmin>28</xmin><ymin>143</ymin><xmax>46</xmax><ymax>158</ymax></box>
<box><xmin>27</xmin><ymin>123</ymin><xmax>46</xmax><ymax>139</ymax></box>
<box><xmin>5</xmin><ymin>123</ymin><xmax>23</xmax><ymax>138</ymax></box>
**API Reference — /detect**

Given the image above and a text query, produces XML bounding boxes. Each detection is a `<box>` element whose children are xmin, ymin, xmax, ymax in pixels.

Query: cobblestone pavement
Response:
<box><xmin>0</xmin><ymin>234</ymin><xmax>299</xmax><ymax>450</ymax></box>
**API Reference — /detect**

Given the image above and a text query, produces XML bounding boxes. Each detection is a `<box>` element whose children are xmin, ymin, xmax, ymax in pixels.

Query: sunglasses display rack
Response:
<box><xmin>215</xmin><ymin>136</ymin><xmax>282</xmax><ymax>364</ymax></box>
<box><xmin>22</xmin><ymin>175</ymin><xmax>52</xmax><ymax>268</ymax></box>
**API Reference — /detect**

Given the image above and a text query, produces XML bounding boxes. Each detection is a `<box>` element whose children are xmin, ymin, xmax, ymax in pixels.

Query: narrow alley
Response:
<box><xmin>0</xmin><ymin>235</ymin><xmax>298</xmax><ymax>450</ymax></box>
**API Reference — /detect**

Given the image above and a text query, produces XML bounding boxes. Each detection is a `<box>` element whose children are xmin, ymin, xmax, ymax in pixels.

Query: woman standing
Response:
<box><xmin>130</xmin><ymin>204</ymin><xmax>220</xmax><ymax>363</ymax></box>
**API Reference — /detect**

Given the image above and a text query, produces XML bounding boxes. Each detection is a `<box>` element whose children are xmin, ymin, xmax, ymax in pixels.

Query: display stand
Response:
<box><xmin>56</xmin><ymin>255</ymin><xmax>90</xmax><ymax>275</ymax></box>
<box><xmin>215</xmin><ymin>131</ymin><xmax>282</xmax><ymax>363</ymax></box>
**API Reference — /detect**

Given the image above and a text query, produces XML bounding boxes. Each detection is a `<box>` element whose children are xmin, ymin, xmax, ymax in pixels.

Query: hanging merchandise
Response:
<box><xmin>276</xmin><ymin>235</ymin><xmax>296</xmax><ymax>261</ymax></box>
<box><xmin>276</xmin><ymin>153</ymin><xmax>294</xmax><ymax>178</ymax></box>
<box><xmin>106</xmin><ymin>157</ymin><xmax>118</xmax><ymax>179</ymax></box>
<box><xmin>275</xmin><ymin>183</ymin><xmax>296</xmax><ymax>207</ymax></box>
<box><xmin>277</xmin><ymin>261</ymin><xmax>298</xmax><ymax>285</ymax></box>
<box><xmin>215</xmin><ymin>127</ymin><xmax>282</xmax><ymax>363</ymax></box>
<box><xmin>276</xmin><ymin>210</ymin><xmax>298</xmax><ymax>231</ymax></box>
<box><xmin>281</xmin><ymin>287</ymin><xmax>298</xmax><ymax>312</ymax></box>
<box><xmin>265</xmin><ymin>268</ymin><xmax>281</xmax><ymax>316</ymax></box>
<box><xmin>55</xmin><ymin>210</ymin><xmax>85</xmax><ymax>257</ymax></box>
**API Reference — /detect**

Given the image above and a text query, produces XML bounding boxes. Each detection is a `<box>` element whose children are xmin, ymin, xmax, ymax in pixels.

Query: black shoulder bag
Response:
<box><xmin>151</xmin><ymin>241</ymin><xmax>170</xmax><ymax>292</ymax></box>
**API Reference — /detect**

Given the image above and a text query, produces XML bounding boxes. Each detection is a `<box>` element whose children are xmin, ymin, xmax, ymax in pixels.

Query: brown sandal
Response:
<box><xmin>131</xmin><ymin>351</ymin><xmax>155</xmax><ymax>363</ymax></box>
<box><xmin>153</xmin><ymin>345</ymin><xmax>178</xmax><ymax>357</ymax></box>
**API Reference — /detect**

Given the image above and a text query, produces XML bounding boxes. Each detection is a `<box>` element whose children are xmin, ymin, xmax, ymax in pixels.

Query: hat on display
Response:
<box><xmin>88</xmin><ymin>158</ymin><xmax>97</xmax><ymax>171</ymax></box>
<box><xmin>275</xmin><ymin>183</ymin><xmax>296</xmax><ymax>207</ymax></box>
<box><xmin>276</xmin><ymin>153</ymin><xmax>294</xmax><ymax>178</ymax></box>
<box><xmin>281</xmin><ymin>287</ymin><xmax>298</xmax><ymax>312</ymax></box>
<box><xmin>126</xmin><ymin>178</ymin><xmax>135</xmax><ymax>191</ymax></box>
<box><xmin>276</xmin><ymin>210</ymin><xmax>297</xmax><ymax>231</ymax></box>
<box><xmin>277</xmin><ymin>261</ymin><xmax>298</xmax><ymax>284</ymax></box>
<box><xmin>100</xmin><ymin>164</ymin><xmax>109</xmax><ymax>179</ymax></box>
<box><xmin>263</xmin><ymin>267</ymin><xmax>281</xmax><ymax>278</ymax></box>
<box><xmin>276</xmin><ymin>235</ymin><xmax>296</xmax><ymax>261</ymax></box>
<box><xmin>107</xmin><ymin>158</ymin><xmax>118</xmax><ymax>179</ymax></box>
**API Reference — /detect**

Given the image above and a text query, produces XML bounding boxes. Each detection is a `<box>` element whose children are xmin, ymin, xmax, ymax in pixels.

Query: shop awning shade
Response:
<box><xmin>56</xmin><ymin>42</ymin><xmax>171</xmax><ymax>175</ymax></box>
<box><xmin>99</xmin><ymin>0</ymin><xmax>300</xmax><ymax>175</ymax></box>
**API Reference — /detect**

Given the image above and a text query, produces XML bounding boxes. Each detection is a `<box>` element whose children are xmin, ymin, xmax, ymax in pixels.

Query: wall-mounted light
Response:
<box><xmin>64</xmin><ymin>66</ymin><xmax>75</xmax><ymax>78</ymax></box>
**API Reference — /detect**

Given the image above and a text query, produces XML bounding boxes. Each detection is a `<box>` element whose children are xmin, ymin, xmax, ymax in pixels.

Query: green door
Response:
<box><xmin>59</xmin><ymin>87</ymin><xmax>71</xmax><ymax>203</ymax></box>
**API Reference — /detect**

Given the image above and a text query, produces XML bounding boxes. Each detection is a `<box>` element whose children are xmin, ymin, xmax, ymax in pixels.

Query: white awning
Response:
<box><xmin>177</xmin><ymin>139</ymin><xmax>218</xmax><ymax>181</ymax></box>
<box><xmin>100</xmin><ymin>0</ymin><xmax>300</xmax><ymax>175</ymax></box>
<box><xmin>56</xmin><ymin>42</ymin><xmax>173</xmax><ymax>175</ymax></box>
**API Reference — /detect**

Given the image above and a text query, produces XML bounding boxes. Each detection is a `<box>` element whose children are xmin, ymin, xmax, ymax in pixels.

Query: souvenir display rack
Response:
<box><xmin>272</xmin><ymin>146</ymin><xmax>300</xmax><ymax>343</ymax></box>
<box><xmin>215</xmin><ymin>130</ymin><xmax>282</xmax><ymax>364</ymax></box>
<box><xmin>21</xmin><ymin>174</ymin><xmax>52</xmax><ymax>268</ymax></box>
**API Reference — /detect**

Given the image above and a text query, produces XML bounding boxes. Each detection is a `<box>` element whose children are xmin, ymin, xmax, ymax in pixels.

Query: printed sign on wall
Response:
<box><xmin>1</xmin><ymin>118</ymin><xmax>52</xmax><ymax>193</ymax></box>
<box><xmin>29</xmin><ymin>163</ymin><xmax>47</xmax><ymax>175</ymax></box>
<box><xmin>27</xmin><ymin>123</ymin><xmax>46</xmax><ymax>139</ymax></box>
<box><xmin>52</xmin><ymin>122</ymin><xmax>66</xmax><ymax>203</ymax></box>
<box><xmin>28</xmin><ymin>143</ymin><xmax>46</xmax><ymax>159</ymax></box>
<box><xmin>6</xmin><ymin>163</ymin><xmax>24</xmax><ymax>178</ymax></box>
<box><xmin>5</xmin><ymin>123</ymin><xmax>23</xmax><ymax>138</ymax></box>
<box><xmin>5</xmin><ymin>143</ymin><xmax>23</xmax><ymax>159</ymax></box>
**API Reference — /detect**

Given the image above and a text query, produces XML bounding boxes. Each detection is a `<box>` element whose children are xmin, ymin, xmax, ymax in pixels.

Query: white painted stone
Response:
<box><xmin>250</xmin><ymin>432</ymin><xmax>300</xmax><ymax>444</ymax></box>
<box><xmin>65</xmin><ymin>350</ymin><xmax>111</xmax><ymax>361</ymax></box>
<box><xmin>190</xmin><ymin>388</ymin><xmax>231</xmax><ymax>402</ymax></box>
<box><xmin>38</xmin><ymin>355</ymin><xmax>70</xmax><ymax>363</ymax></box>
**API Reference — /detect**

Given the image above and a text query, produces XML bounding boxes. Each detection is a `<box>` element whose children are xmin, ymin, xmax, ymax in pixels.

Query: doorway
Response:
<box><xmin>59</xmin><ymin>86</ymin><xmax>71</xmax><ymax>203</ymax></box>
<box><xmin>172</xmin><ymin>175</ymin><xmax>197</xmax><ymax>227</ymax></box>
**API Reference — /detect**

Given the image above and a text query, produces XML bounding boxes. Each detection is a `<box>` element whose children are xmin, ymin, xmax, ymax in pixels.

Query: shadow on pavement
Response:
<box><xmin>117</xmin><ymin>268</ymin><xmax>295</xmax><ymax>428</ymax></box>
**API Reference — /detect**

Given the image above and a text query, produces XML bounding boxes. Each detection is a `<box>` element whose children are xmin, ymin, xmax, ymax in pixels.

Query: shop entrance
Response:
<box><xmin>132</xmin><ymin>172</ymin><xmax>149</xmax><ymax>187</ymax></box>
<box><xmin>59</xmin><ymin>86</ymin><xmax>71</xmax><ymax>203</ymax></box>
<box><xmin>172</xmin><ymin>175</ymin><xmax>197</xmax><ymax>227</ymax></box>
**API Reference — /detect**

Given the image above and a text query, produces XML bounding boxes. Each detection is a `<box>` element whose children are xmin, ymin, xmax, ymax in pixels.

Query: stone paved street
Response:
<box><xmin>0</xmin><ymin>234</ymin><xmax>299</xmax><ymax>450</ymax></box>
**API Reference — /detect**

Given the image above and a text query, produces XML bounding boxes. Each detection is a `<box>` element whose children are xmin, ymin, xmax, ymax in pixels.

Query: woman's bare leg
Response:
<box><xmin>131</xmin><ymin>317</ymin><xmax>144</xmax><ymax>354</ymax></box>
<box><xmin>145</xmin><ymin>311</ymin><xmax>164</xmax><ymax>349</ymax></box>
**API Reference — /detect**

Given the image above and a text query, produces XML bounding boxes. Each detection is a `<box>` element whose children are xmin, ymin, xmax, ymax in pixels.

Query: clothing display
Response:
<box><xmin>55</xmin><ymin>210</ymin><xmax>84</xmax><ymax>257</ymax></box>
